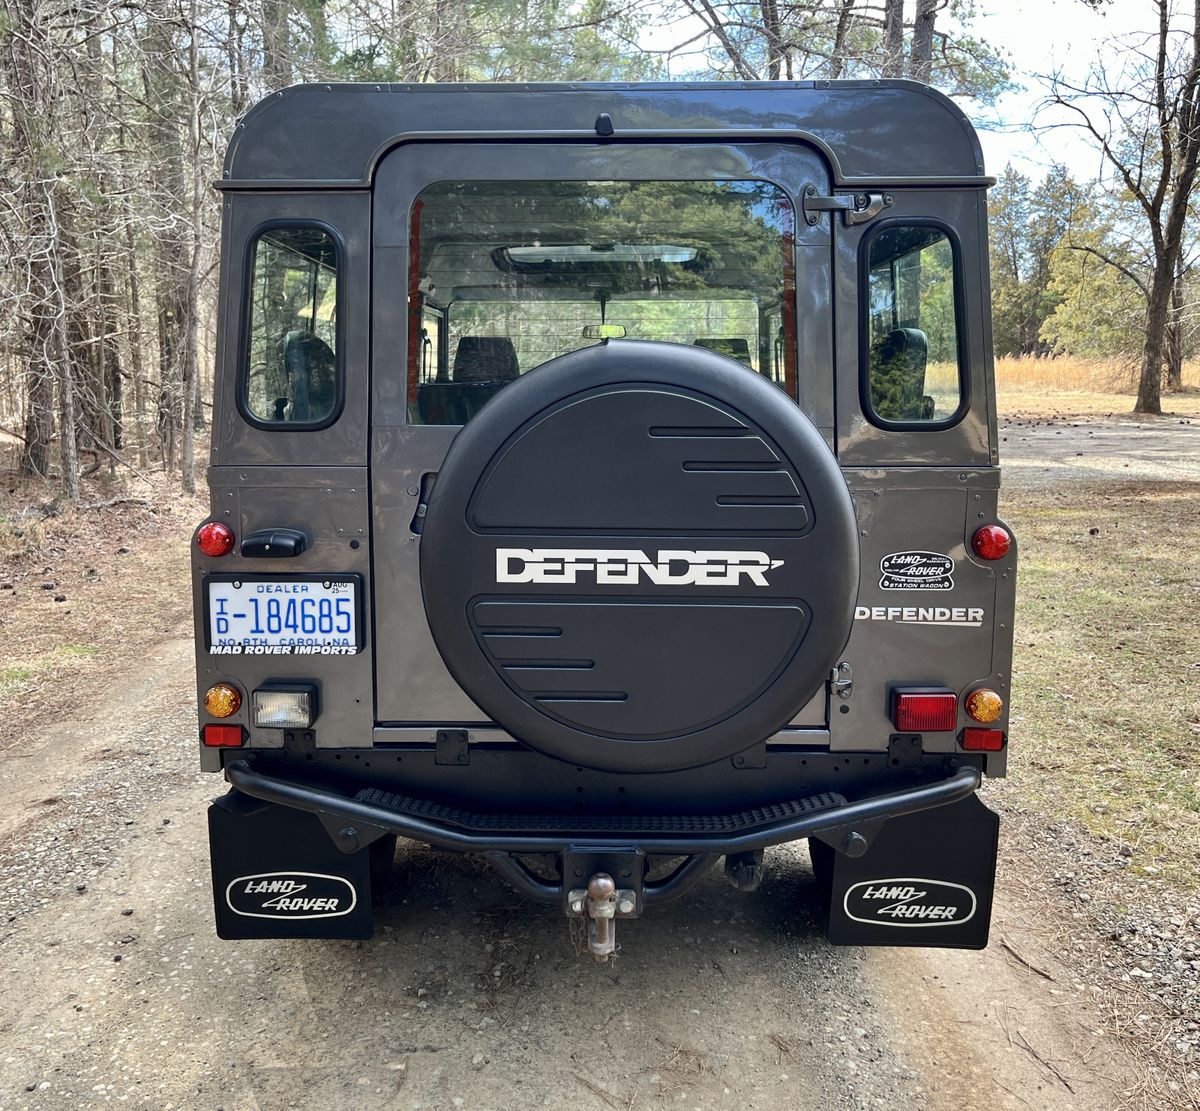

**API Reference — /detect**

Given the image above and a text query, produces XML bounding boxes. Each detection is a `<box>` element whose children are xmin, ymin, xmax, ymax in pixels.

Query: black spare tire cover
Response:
<box><xmin>420</xmin><ymin>340</ymin><xmax>859</xmax><ymax>773</ymax></box>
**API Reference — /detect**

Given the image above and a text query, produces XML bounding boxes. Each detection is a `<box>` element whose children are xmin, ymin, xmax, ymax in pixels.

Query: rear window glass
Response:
<box><xmin>407</xmin><ymin>180</ymin><xmax>795</xmax><ymax>425</ymax></box>
<box><xmin>864</xmin><ymin>225</ymin><xmax>963</xmax><ymax>425</ymax></box>
<box><xmin>244</xmin><ymin>226</ymin><xmax>339</xmax><ymax>426</ymax></box>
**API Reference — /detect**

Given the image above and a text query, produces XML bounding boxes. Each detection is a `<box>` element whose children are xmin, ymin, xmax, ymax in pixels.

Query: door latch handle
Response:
<box><xmin>802</xmin><ymin>187</ymin><xmax>893</xmax><ymax>227</ymax></box>
<box><xmin>240</xmin><ymin>527</ymin><xmax>308</xmax><ymax>558</ymax></box>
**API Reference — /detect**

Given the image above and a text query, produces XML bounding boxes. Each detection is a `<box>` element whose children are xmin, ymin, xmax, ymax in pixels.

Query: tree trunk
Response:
<box><xmin>1134</xmin><ymin>1</ymin><xmax>1200</xmax><ymax>412</ymax></box>
<box><xmin>21</xmin><ymin>361</ymin><xmax>52</xmax><ymax>479</ymax></box>
<box><xmin>911</xmin><ymin>0</ymin><xmax>938</xmax><ymax>84</ymax></box>
<box><xmin>98</xmin><ymin>255</ymin><xmax>124</xmax><ymax>449</ymax></box>
<box><xmin>1166</xmin><ymin>259</ymin><xmax>1184</xmax><ymax>390</ymax></box>
<box><xmin>180</xmin><ymin>0</ymin><xmax>203</xmax><ymax>495</ymax></box>
<box><xmin>1135</xmin><ymin>257</ymin><xmax>1172</xmax><ymax>414</ymax></box>
<box><xmin>882</xmin><ymin>0</ymin><xmax>904</xmax><ymax>78</ymax></box>
<box><xmin>4</xmin><ymin>0</ymin><xmax>73</xmax><ymax>486</ymax></box>
<box><xmin>829</xmin><ymin>0</ymin><xmax>854</xmax><ymax>79</ymax></box>
<box><xmin>46</xmin><ymin>183</ymin><xmax>80</xmax><ymax>501</ymax></box>
<box><xmin>114</xmin><ymin>36</ymin><xmax>146</xmax><ymax>464</ymax></box>
<box><xmin>259</xmin><ymin>0</ymin><xmax>291</xmax><ymax>90</ymax></box>
<box><xmin>761</xmin><ymin>0</ymin><xmax>783</xmax><ymax>80</ymax></box>
<box><xmin>226</xmin><ymin>0</ymin><xmax>248</xmax><ymax>116</ymax></box>
<box><xmin>141</xmin><ymin>23</ymin><xmax>190</xmax><ymax>472</ymax></box>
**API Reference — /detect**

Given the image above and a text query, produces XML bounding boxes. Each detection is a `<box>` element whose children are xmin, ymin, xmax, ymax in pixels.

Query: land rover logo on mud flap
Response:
<box><xmin>496</xmin><ymin>548</ymin><xmax>785</xmax><ymax>587</ymax></box>
<box><xmin>843</xmin><ymin>878</ymin><xmax>977</xmax><ymax>927</ymax></box>
<box><xmin>879</xmin><ymin>551</ymin><xmax>954</xmax><ymax>592</ymax></box>
<box><xmin>226</xmin><ymin>872</ymin><xmax>357</xmax><ymax>920</ymax></box>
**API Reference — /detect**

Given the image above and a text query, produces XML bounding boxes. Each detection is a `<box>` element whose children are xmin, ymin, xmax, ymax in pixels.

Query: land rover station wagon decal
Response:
<box><xmin>879</xmin><ymin>551</ymin><xmax>954</xmax><ymax>592</ymax></box>
<box><xmin>496</xmin><ymin>548</ymin><xmax>785</xmax><ymax>587</ymax></box>
<box><xmin>843</xmin><ymin>878</ymin><xmax>977</xmax><ymax>927</ymax></box>
<box><xmin>226</xmin><ymin>872</ymin><xmax>357</xmax><ymax>920</ymax></box>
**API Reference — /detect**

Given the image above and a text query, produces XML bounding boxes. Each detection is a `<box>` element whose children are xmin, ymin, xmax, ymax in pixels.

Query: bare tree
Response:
<box><xmin>1043</xmin><ymin>1</ymin><xmax>1200</xmax><ymax>413</ymax></box>
<box><xmin>655</xmin><ymin>1</ymin><xmax>1006</xmax><ymax>98</ymax></box>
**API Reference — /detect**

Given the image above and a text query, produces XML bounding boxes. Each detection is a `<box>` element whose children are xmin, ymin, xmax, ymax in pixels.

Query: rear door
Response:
<box><xmin>369</xmin><ymin>140</ymin><xmax>835</xmax><ymax>729</ymax></box>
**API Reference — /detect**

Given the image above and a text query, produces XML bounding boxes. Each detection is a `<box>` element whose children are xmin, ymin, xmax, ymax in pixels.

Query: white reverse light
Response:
<box><xmin>252</xmin><ymin>686</ymin><xmax>316</xmax><ymax>729</ymax></box>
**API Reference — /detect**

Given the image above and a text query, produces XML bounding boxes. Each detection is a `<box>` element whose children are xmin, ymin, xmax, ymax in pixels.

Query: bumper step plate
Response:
<box><xmin>353</xmin><ymin>787</ymin><xmax>847</xmax><ymax>836</ymax></box>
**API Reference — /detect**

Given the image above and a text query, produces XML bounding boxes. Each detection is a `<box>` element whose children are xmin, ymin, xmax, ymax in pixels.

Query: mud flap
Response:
<box><xmin>208</xmin><ymin>790</ymin><xmax>374</xmax><ymax>940</ymax></box>
<box><xmin>818</xmin><ymin>793</ymin><xmax>999</xmax><ymax>949</ymax></box>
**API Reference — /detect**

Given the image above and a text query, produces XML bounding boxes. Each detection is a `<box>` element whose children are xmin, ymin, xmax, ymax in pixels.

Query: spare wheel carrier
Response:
<box><xmin>419</xmin><ymin>340</ymin><xmax>859</xmax><ymax>773</ymax></box>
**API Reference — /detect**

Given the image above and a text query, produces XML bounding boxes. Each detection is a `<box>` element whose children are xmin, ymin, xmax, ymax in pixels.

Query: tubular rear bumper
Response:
<box><xmin>222</xmin><ymin>756</ymin><xmax>981</xmax><ymax>857</ymax></box>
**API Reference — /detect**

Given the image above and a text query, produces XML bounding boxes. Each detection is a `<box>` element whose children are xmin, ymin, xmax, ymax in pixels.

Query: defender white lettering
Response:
<box><xmin>497</xmin><ymin>548</ymin><xmax>784</xmax><ymax>587</ymax></box>
<box><xmin>854</xmin><ymin>605</ymin><xmax>985</xmax><ymax>627</ymax></box>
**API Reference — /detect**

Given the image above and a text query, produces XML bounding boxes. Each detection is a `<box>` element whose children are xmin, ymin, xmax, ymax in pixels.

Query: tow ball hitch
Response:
<box><xmin>567</xmin><ymin>873</ymin><xmax>639</xmax><ymax>961</ymax></box>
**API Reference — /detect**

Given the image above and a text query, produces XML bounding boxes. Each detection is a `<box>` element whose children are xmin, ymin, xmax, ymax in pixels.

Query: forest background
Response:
<box><xmin>2</xmin><ymin>0</ymin><xmax>1197</xmax><ymax>497</ymax></box>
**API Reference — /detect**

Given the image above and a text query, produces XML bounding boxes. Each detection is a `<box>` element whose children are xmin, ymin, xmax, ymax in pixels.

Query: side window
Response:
<box><xmin>864</xmin><ymin>225</ymin><xmax>963</xmax><ymax>425</ymax></box>
<box><xmin>244</xmin><ymin>226</ymin><xmax>340</xmax><ymax>426</ymax></box>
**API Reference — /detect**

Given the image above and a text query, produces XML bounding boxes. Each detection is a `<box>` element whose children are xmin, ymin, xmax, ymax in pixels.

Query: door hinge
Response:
<box><xmin>830</xmin><ymin>661</ymin><xmax>853</xmax><ymax>700</ymax></box>
<box><xmin>802</xmin><ymin>187</ymin><xmax>893</xmax><ymax>227</ymax></box>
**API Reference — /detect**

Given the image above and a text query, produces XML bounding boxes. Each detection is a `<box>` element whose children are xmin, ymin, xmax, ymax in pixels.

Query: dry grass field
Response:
<box><xmin>996</xmin><ymin>354</ymin><xmax>1200</xmax><ymax>418</ymax></box>
<box><xmin>999</xmin><ymin>481</ymin><xmax>1200</xmax><ymax>890</ymax></box>
<box><xmin>990</xmin><ymin>357</ymin><xmax>1200</xmax><ymax>893</ymax></box>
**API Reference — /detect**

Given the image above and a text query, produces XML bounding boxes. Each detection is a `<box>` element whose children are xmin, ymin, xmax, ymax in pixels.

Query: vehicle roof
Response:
<box><xmin>221</xmin><ymin>81</ymin><xmax>989</xmax><ymax>190</ymax></box>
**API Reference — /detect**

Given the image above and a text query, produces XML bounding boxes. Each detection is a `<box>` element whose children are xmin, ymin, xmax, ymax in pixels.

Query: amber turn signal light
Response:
<box><xmin>196</xmin><ymin>521</ymin><xmax>235</xmax><ymax>557</ymax></box>
<box><xmin>965</xmin><ymin>687</ymin><xmax>1004</xmax><ymax>724</ymax></box>
<box><xmin>204</xmin><ymin>683</ymin><xmax>242</xmax><ymax>719</ymax></box>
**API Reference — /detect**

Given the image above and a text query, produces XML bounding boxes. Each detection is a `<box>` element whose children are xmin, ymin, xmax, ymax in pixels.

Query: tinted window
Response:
<box><xmin>244</xmin><ymin>226</ymin><xmax>339</xmax><ymax>425</ymax></box>
<box><xmin>865</xmin><ymin>226</ymin><xmax>962</xmax><ymax>424</ymax></box>
<box><xmin>407</xmin><ymin>180</ymin><xmax>795</xmax><ymax>425</ymax></box>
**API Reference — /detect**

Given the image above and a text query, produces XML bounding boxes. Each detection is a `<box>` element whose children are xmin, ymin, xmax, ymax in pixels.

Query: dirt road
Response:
<box><xmin>1002</xmin><ymin>410</ymin><xmax>1200</xmax><ymax>488</ymax></box>
<box><xmin>4</xmin><ymin>416</ymin><xmax>1194</xmax><ymax>1111</ymax></box>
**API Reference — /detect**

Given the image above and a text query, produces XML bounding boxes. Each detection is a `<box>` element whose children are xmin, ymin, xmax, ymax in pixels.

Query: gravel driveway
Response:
<box><xmin>1002</xmin><ymin>412</ymin><xmax>1200</xmax><ymax>488</ymax></box>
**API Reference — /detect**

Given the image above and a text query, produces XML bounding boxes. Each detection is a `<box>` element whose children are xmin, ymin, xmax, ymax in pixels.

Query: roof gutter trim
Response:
<box><xmin>214</xmin><ymin>128</ymin><xmax>994</xmax><ymax>193</ymax></box>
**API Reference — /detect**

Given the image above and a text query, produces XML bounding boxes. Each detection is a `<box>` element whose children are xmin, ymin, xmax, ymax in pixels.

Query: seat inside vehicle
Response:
<box><xmin>453</xmin><ymin>336</ymin><xmax>519</xmax><ymax>382</ymax></box>
<box><xmin>869</xmin><ymin>327</ymin><xmax>934</xmax><ymax>421</ymax></box>
<box><xmin>280</xmin><ymin>330</ymin><xmax>336</xmax><ymax>422</ymax></box>
<box><xmin>417</xmin><ymin>336</ymin><xmax>518</xmax><ymax>424</ymax></box>
<box><xmin>693</xmin><ymin>337</ymin><xmax>753</xmax><ymax>365</ymax></box>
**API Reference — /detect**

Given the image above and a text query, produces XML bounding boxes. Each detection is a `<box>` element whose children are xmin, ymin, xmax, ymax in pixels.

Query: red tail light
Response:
<box><xmin>202</xmin><ymin>724</ymin><xmax>245</xmax><ymax>747</ymax></box>
<box><xmin>196</xmin><ymin>521</ymin><xmax>235</xmax><ymax>557</ymax></box>
<box><xmin>961</xmin><ymin>727</ymin><xmax>1005</xmax><ymax>752</ymax></box>
<box><xmin>892</xmin><ymin>690</ymin><xmax>958</xmax><ymax>732</ymax></box>
<box><xmin>971</xmin><ymin>524</ymin><xmax>1012</xmax><ymax>561</ymax></box>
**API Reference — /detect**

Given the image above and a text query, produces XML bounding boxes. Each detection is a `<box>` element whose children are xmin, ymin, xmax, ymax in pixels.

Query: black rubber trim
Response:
<box><xmin>223</xmin><ymin>758</ymin><xmax>982</xmax><ymax>855</ymax></box>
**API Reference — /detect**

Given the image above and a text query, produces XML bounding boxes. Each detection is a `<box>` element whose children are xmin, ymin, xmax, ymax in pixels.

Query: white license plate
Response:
<box><xmin>207</xmin><ymin>578</ymin><xmax>359</xmax><ymax>655</ymax></box>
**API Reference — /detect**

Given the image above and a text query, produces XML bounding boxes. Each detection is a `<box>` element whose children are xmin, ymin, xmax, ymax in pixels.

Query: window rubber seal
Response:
<box><xmin>857</xmin><ymin>216</ymin><xmax>970</xmax><ymax>433</ymax></box>
<box><xmin>235</xmin><ymin>218</ymin><xmax>348</xmax><ymax>433</ymax></box>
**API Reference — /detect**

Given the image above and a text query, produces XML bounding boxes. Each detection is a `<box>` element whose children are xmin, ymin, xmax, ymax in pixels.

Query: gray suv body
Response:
<box><xmin>194</xmin><ymin>81</ymin><xmax>1016</xmax><ymax>955</ymax></box>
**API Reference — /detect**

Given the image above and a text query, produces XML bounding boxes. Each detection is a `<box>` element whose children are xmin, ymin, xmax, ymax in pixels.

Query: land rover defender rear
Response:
<box><xmin>194</xmin><ymin>81</ymin><xmax>1015</xmax><ymax>956</ymax></box>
